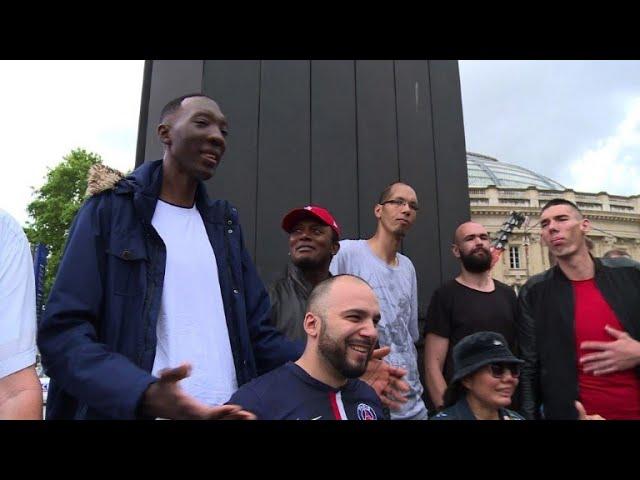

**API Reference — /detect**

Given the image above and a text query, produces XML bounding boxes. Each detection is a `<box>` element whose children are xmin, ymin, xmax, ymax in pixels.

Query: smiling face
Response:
<box><xmin>452</xmin><ymin>222</ymin><xmax>492</xmax><ymax>273</ymax></box>
<box><xmin>157</xmin><ymin>96</ymin><xmax>228</xmax><ymax>181</ymax></box>
<box><xmin>312</xmin><ymin>277</ymin><xmax>380</xmax><ymax>379</ymax></box>
<box><xmin>462</xmin><ymin>364</ymin><xmax>519</xmax><ymax>410</ymax></box>
<box><xmin>288</xmin><ymin>218</ymin><xmax>339</xmax><ymax>271</ymax></box>
<box><xmin>539</xmin><ymin>204</ymin><xmax>590</xmax><ymax>259</ymax></box>
<box><xmin>375</xmin><ymin>183</ymin><xmax>418</xmax><ymax>238</ymax></box>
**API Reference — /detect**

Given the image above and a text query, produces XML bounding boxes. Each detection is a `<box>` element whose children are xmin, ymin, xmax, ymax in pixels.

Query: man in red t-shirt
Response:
<box><xmin>517</xmin><ymin>198</ymin><xmax>640</xmax><ymax>419</ymax></box>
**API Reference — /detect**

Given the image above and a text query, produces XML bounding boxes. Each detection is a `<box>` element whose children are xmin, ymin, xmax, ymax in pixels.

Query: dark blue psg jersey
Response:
<box><xmin>227</xmin><ymin>362</ymin><xmax>384</xmax><ymax>420</ymax></box>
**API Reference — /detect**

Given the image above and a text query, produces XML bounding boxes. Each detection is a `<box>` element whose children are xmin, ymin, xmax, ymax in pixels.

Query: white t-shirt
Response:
<box><xmin>0</xmin><ymin>209</ymin><xmax>37</xmax><ymax>379</ymax></box>
<box><xmin>151</xmin><ymin>200</ymin><xmax>237</xmax><ymax>406</ymax></box>
<box><xmin>330</xmin><ymin>239</ymin><xmax>427</xmax><ymax>420</ymax></box>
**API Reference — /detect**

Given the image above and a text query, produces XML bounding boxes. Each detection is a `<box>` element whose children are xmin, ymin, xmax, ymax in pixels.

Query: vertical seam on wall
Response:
<box><xmin>309</xmin><ymin>60</ymin><xmax>313</xmax><ymax>204</ymax></box>
<box><xmin>427</xmin><ymin>61</ymin><xmax>443</xmax><ymax>283</ymax></box>
<box><xmin>354</xmin><ymin>60</ymin><xmax>361</xmax><ymax>238</ymax></box>
<box><xmin>254</xmin><ymin>60</ymin><xmax>263</xmax><ymax>262</ymax></box>
<box><xmin>393</xmin><ymin>60</ymin><xmax>401</xmax><ymax>182</ymax></box>
<box><xmin>392</xmin><ymin>60</ymin><xmax>403</xmax><ymax>254</ymax></box>
<box><xmin>200</xmin><ymin>60</ymin><xmax>205</xmax><ymax>93</ymax></box>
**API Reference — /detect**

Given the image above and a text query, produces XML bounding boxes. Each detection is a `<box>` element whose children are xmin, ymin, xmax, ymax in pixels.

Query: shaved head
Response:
<box><xmin>301</xmin><ymin>274</ymin><xmax>380</xmax><ymax>382</ymax></box>
<box><xmin>452</xmin><ymin>221</ymin><xmax>492</xmax><ymax>273</ymax></box>
<box><xmin>453</xmin><ymin>221</ymin><xmax>487</xmax><ymax>245</ymax></box>
<box><xmin>306</xmin><ymin>274</ymin><xmax>372</xmax><ymax>318</ymax></box>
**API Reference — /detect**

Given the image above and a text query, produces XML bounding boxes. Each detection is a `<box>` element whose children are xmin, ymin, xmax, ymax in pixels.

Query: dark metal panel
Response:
<box><xmin>135</xmin><ymin>60</ymin><xmax>153</xmax><ymax>168</ymax></box>
<box><xmin>143</xmin><ymin>60</ymin><xmax>204</xmax><ymax>164</ymax></box>
<box><xmin>355</xmin><ymin>60</ymin><xmax>399</xmax><ymax>238</ymax></box>
<box><xmin>202</xmin><ymin>60</ymin><xmax>261</xmax><ymax>258</ymax></box>
<box><xmin>394</xmin><ymin>60</ymin><xmax>441</xmax><ymax>317</ymax></box>
<box><xmin>136</xmin><ymin>59</ymin><xmax>470</xmax><ymax>318</ymax></box>
<box><xmin>310</xmin><ymin>60</ymin><xmax>358</xmax><ymax>240</ymax></box>
<box><xmin>429</xmin><ymin>60</ymin><xmax>470</xmax><ymax>282</ymax></box>
<box><xmin>255</xmin><ymin>60</ymin><xmax>311</xmax><ymax>285</ymax></box>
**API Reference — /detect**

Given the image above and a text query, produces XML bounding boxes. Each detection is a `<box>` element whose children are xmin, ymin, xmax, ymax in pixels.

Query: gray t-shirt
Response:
<box><xmin>330</xmin><ymin>239</ymin><xmax>427</xmax><ymax>420</ymax></box>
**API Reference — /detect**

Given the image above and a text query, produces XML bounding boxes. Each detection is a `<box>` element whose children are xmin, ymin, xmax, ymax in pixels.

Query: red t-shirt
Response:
<box><xmin>573</xmin><ymin>278</ymin><xmax>640</xmax><ymax>420</ymax></box>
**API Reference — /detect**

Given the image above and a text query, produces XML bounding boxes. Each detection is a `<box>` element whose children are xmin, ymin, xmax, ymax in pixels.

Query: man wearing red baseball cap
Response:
<box><xmin>268</xmin><ymin>205</ymin><xmax>410</xmax><ymax>412</ymax></box>
<box><xmin>269</xmin><ymin>205</ymin><xmax>341</xmax><ymax>341</ymax></box>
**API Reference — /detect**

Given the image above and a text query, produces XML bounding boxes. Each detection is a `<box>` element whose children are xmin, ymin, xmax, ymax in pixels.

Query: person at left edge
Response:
<box><xmin>0</xmin><ymin>208</ymin><xmax>42</xmax><ymax>419</ymax></box>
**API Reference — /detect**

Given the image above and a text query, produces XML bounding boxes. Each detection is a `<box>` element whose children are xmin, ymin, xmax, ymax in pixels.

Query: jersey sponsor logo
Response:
<box><xmin>357</xmin><ymin>403</ymin><xmax>377</xmax><ymax>420</ymax></box>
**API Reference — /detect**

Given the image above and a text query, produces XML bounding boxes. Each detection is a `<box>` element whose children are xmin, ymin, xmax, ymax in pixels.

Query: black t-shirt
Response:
<box><xmin>425</xmin><ymin>279</ymin><xmax>518</xmax><ymax>383</ymax></box>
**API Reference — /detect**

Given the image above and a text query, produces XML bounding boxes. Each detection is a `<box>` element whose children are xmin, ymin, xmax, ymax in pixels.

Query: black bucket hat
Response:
<box><xmin>450</xmin><ymin>331</ymin><xmax>524</xmax><ymax>385</ymax></box>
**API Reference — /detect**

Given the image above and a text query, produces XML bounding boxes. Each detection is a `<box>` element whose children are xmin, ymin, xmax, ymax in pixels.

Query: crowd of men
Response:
<box><xmin>2</xmin><ymin>93</ymin><xmax>639</xmax><ymax>420</ymax></box>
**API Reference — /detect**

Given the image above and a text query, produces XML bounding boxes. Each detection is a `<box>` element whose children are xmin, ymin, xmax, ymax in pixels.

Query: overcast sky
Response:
<box><xmin>459</xmin><ymin>60</ymin><xmax>640</xmax><ymax>197</ymax></box>
<box><xmin>1</xmin><ymin>60</ymin><xmax>638</xmax><ymax>228</ymax></box>
<box><xmin>0</xmin><ymin>60</ymin><xmax>144</xmax><ymax>226</ymax></box>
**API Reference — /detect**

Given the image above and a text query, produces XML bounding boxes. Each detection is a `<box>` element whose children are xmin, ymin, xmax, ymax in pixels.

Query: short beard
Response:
<box><xmin>392</xmin><ymin>224</ymin><xmax>408</xmax><ymax>239</ymax></box>
<box><xmin>318</xmin><ymin>321</ymin><xmax>369</xmax><ymax>379</ymax></box>
<box><xmin>459</xmin><ymin>247</ymin><xmax>492</xmax><ymax>273</ymax></box>
<box><xmin>292</xmin><ymin>253</ymin><xmax>332</xmax><ymax>272</ymax></box>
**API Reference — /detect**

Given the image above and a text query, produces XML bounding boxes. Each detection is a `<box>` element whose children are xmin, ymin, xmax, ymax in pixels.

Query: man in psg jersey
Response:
<box><xmin>228</xmin><ymin>274</ymin><xmax>385</xmax><ymax>420</ymax></box>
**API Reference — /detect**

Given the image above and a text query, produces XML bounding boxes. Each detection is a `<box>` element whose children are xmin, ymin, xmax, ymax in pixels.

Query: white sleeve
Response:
<box><xmin>0</xmin><ymin>224</ymin><xmax>37</xmax><ymax>379</ymax></box>
<box><xmin>329</xmin><ymin>240</ymin><xmax>347</xmax><ymax>275</ymax></box>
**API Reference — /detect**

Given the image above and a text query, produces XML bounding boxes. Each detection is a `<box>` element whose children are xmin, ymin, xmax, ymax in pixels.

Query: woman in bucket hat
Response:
<box><xmin>431</xmin><ymin>331</ymin><xmax>525</xmax><ymax>420</ymax></box>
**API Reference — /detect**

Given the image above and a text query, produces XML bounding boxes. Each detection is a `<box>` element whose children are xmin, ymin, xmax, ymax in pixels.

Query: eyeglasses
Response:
<box><xmin>487</xmin><ymin>363</ymin><xmax>520</xmax><ymax>379</ymax></box>
<box><xmin>380</xmin><ymin>198</ymin><xmax>420</xmax><ymax>211</ymax></box>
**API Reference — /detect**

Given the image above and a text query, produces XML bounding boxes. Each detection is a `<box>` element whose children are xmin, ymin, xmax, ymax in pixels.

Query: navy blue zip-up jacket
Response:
<box><xmin>38</xmin><ymin>160</ymin><xmax>303</xmax><ymax>419</ymax></box>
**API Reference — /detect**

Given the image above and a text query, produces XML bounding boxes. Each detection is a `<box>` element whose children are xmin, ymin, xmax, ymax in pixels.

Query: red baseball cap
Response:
<box><xmin>281</xmin><ymin>205</ymin><xmax>341</xmax><ymax>239</ymax></box>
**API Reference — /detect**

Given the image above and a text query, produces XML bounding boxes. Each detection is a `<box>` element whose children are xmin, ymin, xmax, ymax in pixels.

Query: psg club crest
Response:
<box><xmin>357</xmin><ymin>403</ymin><xmax>377</xmax><ymax>420</ymax></box>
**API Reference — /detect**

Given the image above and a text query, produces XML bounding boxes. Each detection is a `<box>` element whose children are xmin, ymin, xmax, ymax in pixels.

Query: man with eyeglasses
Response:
<box><xmin>330</xmin><ymin>182</ymin><xmax>429</xmax><ymax>420</ymax></box>
<box><xmin>423</xmin><ymin>222</ymin><xmax>518</xmax><ymax>414</ymax></box>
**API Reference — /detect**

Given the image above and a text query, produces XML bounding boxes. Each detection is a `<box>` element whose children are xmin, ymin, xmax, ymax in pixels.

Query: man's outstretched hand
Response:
<box><xmin>361</xmin><ymin>346</ymin><xmax>410</xmax><ymax>411</ymax></box>
<box><xmin>141</xmin><ymin>363</ymin><xmax>256</xmax><ymax>420</ymax></box>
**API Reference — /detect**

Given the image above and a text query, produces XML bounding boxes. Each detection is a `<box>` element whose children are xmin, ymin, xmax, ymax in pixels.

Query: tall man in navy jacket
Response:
<box><xmin>38</xmin><ymin>94</ymin><xmax>297</xmax><ymax>419</ymax></box>
<box><xmin>39</xmin><ymin>93</ymin><xmax>403</xmax><ymax>420</ymax></box>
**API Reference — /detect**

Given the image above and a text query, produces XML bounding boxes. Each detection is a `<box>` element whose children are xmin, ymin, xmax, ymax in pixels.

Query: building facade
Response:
<box><xmin>467</xmin><ymin>152</ymin><xmax>640</xmax><ymax>292</ymax></box>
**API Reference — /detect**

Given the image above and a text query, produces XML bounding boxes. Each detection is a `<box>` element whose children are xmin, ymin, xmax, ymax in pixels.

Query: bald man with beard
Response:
<box><xmin>227</xmin><ymin>275</ymin><xmax>385</xmax><ymax>420</ymax></box>
<box><xmin>423</xmin><ymin>221</ymin><xmax>518</xmax><ymax>413</ymax></box>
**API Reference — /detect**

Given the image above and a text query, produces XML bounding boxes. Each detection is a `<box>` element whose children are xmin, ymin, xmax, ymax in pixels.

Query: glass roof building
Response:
<box><xmin>467</xmin><ymin>152</ymin><xmax>639</xmax><ymax>289</ymax></box>
<box><xmin>467</xmin><ymin>152</ymin><xmax>565</xmax><ymax>190</ymax></box>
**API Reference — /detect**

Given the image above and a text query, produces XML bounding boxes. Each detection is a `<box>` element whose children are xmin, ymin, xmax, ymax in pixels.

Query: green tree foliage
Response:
<box><xmin>24</xmin><ymin>148</ymin><xmax>103</xmax><ymax>300</ymax></box>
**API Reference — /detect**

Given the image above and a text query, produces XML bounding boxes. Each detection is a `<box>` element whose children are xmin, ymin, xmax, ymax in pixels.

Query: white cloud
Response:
<box><xmin>0</xmin><ymin>60</ymin><xmax>144</xmax><ymax>226</ymax></box>
<box><xmin>568</xmin><ymin>96</ymin><xmax>640</xmax><ymax>196</ymax></box>
<box><xmin>460</xmin><ymin>60</ymin><xmax>640</xmax><ymax>197</ymax></box>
